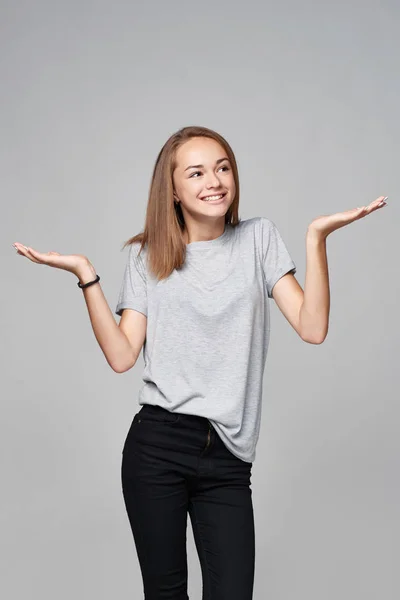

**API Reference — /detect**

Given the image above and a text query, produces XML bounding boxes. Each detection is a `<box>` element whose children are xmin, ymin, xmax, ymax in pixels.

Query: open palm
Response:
<box><xmin>12</xmin><ymin>242</ymin><xmax>89</xmax><ymax>276</ymax></box>
<box><xmin>310</xmin><ymin>196</ymin><xmax>388</xmax><ymax>238</ymax></box>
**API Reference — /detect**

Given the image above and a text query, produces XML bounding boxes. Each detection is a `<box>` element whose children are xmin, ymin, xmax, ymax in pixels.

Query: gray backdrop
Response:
<box><xmin>2</xmin><ymin>1</ymin><xmax>399</xmax><ymax>598</ymax></box>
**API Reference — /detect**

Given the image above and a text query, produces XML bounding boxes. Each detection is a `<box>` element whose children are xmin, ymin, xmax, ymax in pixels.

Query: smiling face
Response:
<box><xmin>172</xmin><ymin>136</ymin><xmax>236</xmax><ymax>227</ymax></box>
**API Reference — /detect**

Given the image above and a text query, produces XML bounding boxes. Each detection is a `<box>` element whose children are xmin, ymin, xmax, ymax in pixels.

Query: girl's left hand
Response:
<box><xmin>308</xmin><ymin>195</ymin><xmax>388</xmax><ymax>239</ymax></box>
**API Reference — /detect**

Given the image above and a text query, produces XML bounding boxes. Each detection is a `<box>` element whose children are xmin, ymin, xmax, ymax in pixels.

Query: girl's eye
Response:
<box><xmin>189</xmin><ymin>165</ymin><xmax>229</xmax><ymax>178</ymax></box>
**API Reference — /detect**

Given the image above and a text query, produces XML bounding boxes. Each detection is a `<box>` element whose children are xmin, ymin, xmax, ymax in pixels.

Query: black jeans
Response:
<box><xmin>121</xmin><ymin>403</ymin><xmax>255</xmax><ymax>599</ymax></box>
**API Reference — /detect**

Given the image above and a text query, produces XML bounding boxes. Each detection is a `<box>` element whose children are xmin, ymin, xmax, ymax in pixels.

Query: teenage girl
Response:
<box><xmin>13</xmin><ymin>125</ymin><xmax>387</xmax><ymax>599</ymax></box>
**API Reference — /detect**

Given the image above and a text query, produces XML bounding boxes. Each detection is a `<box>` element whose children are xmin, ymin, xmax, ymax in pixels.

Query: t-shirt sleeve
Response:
<box><xmin>115</xmin><ymin>243</ymin><xmax>148</xmax><ymax>317</ymax></box>
<box><xmin>259</xmin><ymin>217</ymin><xmax>297</xmax><ymax>298</ymax></box>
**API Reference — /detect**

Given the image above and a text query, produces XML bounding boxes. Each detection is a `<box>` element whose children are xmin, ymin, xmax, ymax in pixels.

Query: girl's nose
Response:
<box><xmin>206</xmin><ymin>174</ymin><xmax>221</xmax><ymax>188</ymax></box>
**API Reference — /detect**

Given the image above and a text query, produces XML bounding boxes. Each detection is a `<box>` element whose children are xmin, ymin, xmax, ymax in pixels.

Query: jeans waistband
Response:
<box><xmin>140</xmin><ymin>403</ymin><xmax>212</xmax><ymax>430</ymax></box>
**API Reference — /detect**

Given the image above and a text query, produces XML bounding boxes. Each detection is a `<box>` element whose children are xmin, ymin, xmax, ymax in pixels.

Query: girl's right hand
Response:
<box><xmin>12</xmin><ymin>242</ymin><xmax>93</xmax><ymax>278</ymax></box>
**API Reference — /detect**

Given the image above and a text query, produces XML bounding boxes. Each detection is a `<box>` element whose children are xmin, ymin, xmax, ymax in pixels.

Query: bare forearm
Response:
<box><xmin>299</xmin><ymin>229</ymin><xmax>330</xmax><ymax>344</ymax></box>
<box><xmin>77</xmin><ymin>262</ymin><xmax>135</xmax><ymax>372</ymax></box>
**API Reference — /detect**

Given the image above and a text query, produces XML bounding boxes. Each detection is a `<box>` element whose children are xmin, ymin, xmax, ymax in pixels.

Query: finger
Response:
<box><xmin>366</xmin><ymin>197</ymin><xmax>388</xmax><ymax>214</ymax></box>
<box><xmin>26</xmin><ymin>247</ymin><xmax>53</xmax><ymax>263</ymax></box>
<box><xmin>13</xmin><ymin>243</ymin><xmax>40</xmax><ymax>262</ymax></box>
<box><xmin>15</xmin><ymin>244</ymin><xmax>52</xmax><ymax>264</ymax></box>
<box><xmin>370</xmin><ymin>196</ymin><xmax>387</xmax><ymax>208</ymax></box>
<box><xmin>26</xmin><ymin>247</ymin><xmax>71</xmax><ymax>268</ymax></box>
<box><xmin>370</xmin><ymin>202</ymin><xmax>388</xmax><ymax>214</ymax></box>
<box><xmin>356</xmin><ymin>197</ymin><xmax>386</xmax><ymax>213</ymax></box>
<box><xmin>13</xmin><ymin>242</ymin><xmax>28</xmax><ymax>251</ymax></box>
<box><xmin>13</xmin><ymin>242</ymin><xmax>31</xmax><ymax>251</ymax></box>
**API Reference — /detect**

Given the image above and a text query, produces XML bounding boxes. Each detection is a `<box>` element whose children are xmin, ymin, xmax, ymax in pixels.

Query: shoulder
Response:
<box><xmin>231</xmin><ymin>218</ymin><xmax>277</xmax><ymax>259</ymax></box>
<box><xmin>252</xmin><ymin>217</ymin><xmax>286</xmax><ymax>258</ymax></box>
<box><xmin>255</xmin><ymin>216</ymin><xmax>276</xmax><ymax>231</ymax></box>
<box><xmin>232</xmin><ymin>216</ymin><xmax>272</xmax><ymax>236</ymax></box>
<box><xmin>125</xmin><ymin>242</ymin><xmax>148</xmax><ymax>275</ymax></box>
<box><xmin>127</xmin><ymin>241</ymin><xmax>147</xmax><ymax>259</ymax></box>
<box><xmin>237</xmin><ymin>216</ymin><xmax>276</xmax><ymax>231</ymax></box>
<box><xmin>237</xmin><ymin>216</ymin><xmax>277</xmax><ymax>243</ymax></box>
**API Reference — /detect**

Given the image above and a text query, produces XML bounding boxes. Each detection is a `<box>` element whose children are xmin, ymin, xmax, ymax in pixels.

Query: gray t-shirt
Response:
<box><xmin>115</xmin><ymin>216</ymin><xmax>296</xmax><ymax>462</ymax></box>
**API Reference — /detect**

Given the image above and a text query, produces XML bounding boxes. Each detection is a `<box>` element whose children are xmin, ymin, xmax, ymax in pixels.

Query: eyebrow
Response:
<box><xmin>184</xmin><ymin>157</ymin><xmax>230</xmax><ymax>172</ymax></box>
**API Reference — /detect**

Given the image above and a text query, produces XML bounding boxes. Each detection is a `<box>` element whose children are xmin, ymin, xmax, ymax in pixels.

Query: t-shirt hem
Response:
<box><xmin>115</xmin><ymin>300</ymin><xmax>147</xmax><ymax>317</ymax></box>
<box><xmin>268</xmin><ymin>262</ymin><xmax>297</xmax><ymax>298</ymax></box>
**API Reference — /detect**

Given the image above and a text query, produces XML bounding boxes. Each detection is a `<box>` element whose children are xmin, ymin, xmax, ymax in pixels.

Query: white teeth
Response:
<box><xmin>202</xmin><ymin>194</ymin><xmax>224</xmax><ymax>201</ymax></box>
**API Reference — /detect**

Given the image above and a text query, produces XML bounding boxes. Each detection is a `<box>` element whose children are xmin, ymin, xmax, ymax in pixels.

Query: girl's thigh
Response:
<box><xmin>188</xmin><ymin>475</ymin><xmax>255</xmax><ymax>600</ymax></box>
<box><xmin>121</xmin><ymin>418</ymin><xmax>190</xmax><ymax>599</ymax></box>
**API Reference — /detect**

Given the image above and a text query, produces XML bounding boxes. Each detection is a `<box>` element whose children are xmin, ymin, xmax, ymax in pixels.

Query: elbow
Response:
<box><xmin>300</xmin><ymin>328</ymin><xmax>328</xmax><ymax>345</ymax></box>
<box><xmin>305</xmin><ymin>336</ymin><xmax>326</xmax><ymax>345</ymax></box>
<box><xmin>111</xmin><ymin>363</ymin><xmax>126</xmax><ymax>374</ymax></box>
<box><xmin>110</xmin><ymin>358</ymin><xmax>137</xmax><ymax>373</ymax></box>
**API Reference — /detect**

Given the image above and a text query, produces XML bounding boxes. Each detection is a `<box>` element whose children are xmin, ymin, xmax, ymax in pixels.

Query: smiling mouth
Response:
<box><xmin>200</xmin><ymin>193</ymin><xmax>227</xmax><ymax>202</ymax></box>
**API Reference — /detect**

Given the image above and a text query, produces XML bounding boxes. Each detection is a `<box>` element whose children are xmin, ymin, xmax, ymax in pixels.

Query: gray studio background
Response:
<box><xmin>2</xmin><ymin>1</ymin><xmax>399</xmax><ymax>598</ymax></box>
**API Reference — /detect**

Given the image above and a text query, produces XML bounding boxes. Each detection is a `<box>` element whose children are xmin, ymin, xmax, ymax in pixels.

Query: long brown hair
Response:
<box><xmin>122</xmin><ymin>125</ymin><xmax>241</xmax><ymax>280</ymax></box>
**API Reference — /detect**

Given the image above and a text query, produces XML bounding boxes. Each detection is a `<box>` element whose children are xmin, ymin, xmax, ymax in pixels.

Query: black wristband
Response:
<box><xmin>77</xmin><ymin>274</ymin><xmax>100</xmax><ymax>289</ymax></box>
